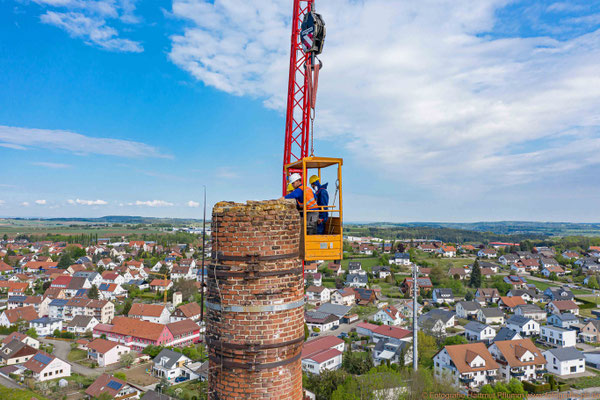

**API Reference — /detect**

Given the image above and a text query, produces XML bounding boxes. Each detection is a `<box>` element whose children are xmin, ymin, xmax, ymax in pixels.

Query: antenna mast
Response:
<box><xmin>413</xmin><ymin>262</ymin><xmax>418</xmax><ymax>371</ymax></box>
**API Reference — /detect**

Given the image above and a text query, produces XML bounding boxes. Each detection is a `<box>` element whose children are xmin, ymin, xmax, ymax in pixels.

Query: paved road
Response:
<box><xmin>39</xmin><ymin>338</ymin><xmax>103</xmax><ymax>377</ymax></box>
<box><xmin>528</xmin><ymin>387</ymin><xmax>600</xmax><ymax>399</ymax></box>
<box><xmin>0</xmin><ymin>373</ymin><xmax>21</xmax><ymax>389</ymax></box>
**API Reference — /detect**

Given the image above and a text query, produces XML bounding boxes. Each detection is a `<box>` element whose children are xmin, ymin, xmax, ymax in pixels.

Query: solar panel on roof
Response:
<box><xmin>106</xmin><ymin>380</ymin><xmax>122</xmax><ymax>390</ymax></box>
<box><xmin>99</xmin><ymin>283</ymin><xmax>109</xmax><ymax>290</ymax></box>
<box><xmin>33</xmin><ymin>353</ymin><xmax>52</xmax><ymax>365</ymax></box>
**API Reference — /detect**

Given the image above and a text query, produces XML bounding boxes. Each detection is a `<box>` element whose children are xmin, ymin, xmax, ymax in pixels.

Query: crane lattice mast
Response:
<box><xmin>282</xmin><ymin>0</ymin><xmax>314</xmax><ymax>195</ymax></box>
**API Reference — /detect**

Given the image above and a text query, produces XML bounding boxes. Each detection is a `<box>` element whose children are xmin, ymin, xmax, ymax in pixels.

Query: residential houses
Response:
<box><xmin>345</xmin><ymin>274</ymin><xmax>368</xmax><ymax>288</ymax></box>
<box><xmin>548</xmin><ymin>313</ymin><xmax>579</xmax><ymax>330</ymax></box>
<box><xmin>579</xmin><ymin>320</ymin><xmax>600</xmax><ymax>343</ymax></box>
<box><xmin>330</xmin><ymin>288</ymin><xmax>355</xmax><ymax>306</ymax></box>
<box><xmin>87</xmin><ymin>338</ymin><xmax>132</xmax><ymax>367</ymax></box>
<box><xmin>488</xmin><ymin>339</ymin><xmax>546</xmax><ymax>383</ymax></box>
<box><xmin>540</xmin><ymin>325</ymin><xmax>577</xmax><ymax>348</ymax></box>
<box><xmin>373</xmin><ymin>305</ymin><xmax>404</xmax><ymax>326</ymax></box>
<box><xmin>0</xmin><ymin>339</ymin><xmax>37</xmax><ymax>366</ymax></box>
<box><xmin>65</xmin><ymin>315</ymin><xmax>99</xmax><ymax>334</ymax></box>
<box><xmin>464</xmin><ymin>322</ymin><xmax>496</xmax><ymax>343</ymax></box>
<box><xmin>514</xmin><ymin>304</ymin><xmax>546</xmax><ymax>322</ymax></box>
<box><xmin>151</xmin><ymin>348</ymin><xmax>201</xmax><ymax>384</ymax></box>
<box><xmin>546</xmin><ymin>300</ymin><xmax>579</xmax><ymax>316</ymax></box>
<box><xmin>170</xmin><ymin>302</ymin><xmax>202</xmax><ymax>323</ymax></box>
<box><xmin>455</xmin><ymin>301</ymin><xmax>481</xmax><ymax>319</ymax></box>
<box><xmin>306</xmin><ymin>286</ymin><xmax>331</xmax><ymax>305</ymax></box>
<box><xmin>400</xmin><ymin>277</ymin><xmax>432</xmax><ymax>295</ymax></box>
<box><xmin>477</xmin><ymin>308</ymin><xmax>505</xmax><ymax>325</ymax></box>
<box><xmin>0</xmin><ymin>306</ymin><xmax>38</xmax><ymax>327</ymax></box>
<box><xmin>302</xmin><ymin>336</ymin><xmax>345</xmax><ymax>375</ymax></box>
<box><xmin>128</xmin><ymin>303</ymin><xmax>171</xmax><ymax>324</ymax></box>
<box><xmin>29</xmin><ymin>317</ymin><xmax>62</xmax><ymax>336</ymax></box>
<box><xmin>432</xmin><ymin>288</ymin><xmax>455</xmax><ymax>304</ymax></box>
<box><xmin>506</xmin><ymin>315</ymin><xmax>540</xmax><ymax>337</ymax></box>
<box><xmin>543</xmin><ymin>348</ymin><xmax>585</xmax><ymax>377</ymax></box>
<box><xmin>85</xmin><ymin>374</ymin><xmax>141</xmax><ymax>399</ymax></box>
<box><xmin>433</xmin><ymin>343</ymin><xmax>499</xmax><ymax>389</ymax></box>
<box><xmin>23</xmin><ymin>351</ymin><xmax>71</xmax><ymax>382</ymax></box>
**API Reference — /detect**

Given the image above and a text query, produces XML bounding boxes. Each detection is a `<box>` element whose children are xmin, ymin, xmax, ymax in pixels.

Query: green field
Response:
<box><xmin>67</xmin><ymin>348</ymin><xmax>87</xmax><ymax>362</ymax></box>
<box><xmin>411</xmin><ymin>250</ymin><xmax>475</xmax><ymax>271</ymax></box>
<box><xmin>0</xmin><ymin>386</ymin><xmax>48</xmax><ymax>400</ymax></box>
<box><xmin>341</xmin><ymin>257</ymin><xmax>381</xmax><ymax>273</ymax></box>
<box><xmin>530</xmin><ymin>280</ymin><xmax>560</xmax><ymax>291</ymax></box>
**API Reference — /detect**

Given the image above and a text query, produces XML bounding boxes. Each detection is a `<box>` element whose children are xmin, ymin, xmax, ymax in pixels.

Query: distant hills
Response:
<box><xmin>10</xmin><ymin>215</ymin><xmax>204</xmax><ymax>225</ymax></box>
<box><xmin>7</xmin><ymin>217</ymin><xmax>600</xmax><ymax>238</ymax></box>
<box><xmin>346</xmin><ymin>221</ymin><xmax>600</xmax><ymax>241</ymax></box>
<box><xmin>347</xmin><ymin>221</ymin><xmax>600</xmax><ymax>237</ymax></box>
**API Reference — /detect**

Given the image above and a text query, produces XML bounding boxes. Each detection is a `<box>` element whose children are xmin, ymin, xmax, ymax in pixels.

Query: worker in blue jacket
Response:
<box><xmin>309</xmin><ymin>175</ymin><xmax>329</xmax><ymax>234</ymax></box>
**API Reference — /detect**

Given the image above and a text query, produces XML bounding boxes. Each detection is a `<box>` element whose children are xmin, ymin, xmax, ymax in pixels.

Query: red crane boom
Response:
<box><xmin>282</xmin><ymin>0</ymin><xmax>314</xmax><ymax>195</ymax></box>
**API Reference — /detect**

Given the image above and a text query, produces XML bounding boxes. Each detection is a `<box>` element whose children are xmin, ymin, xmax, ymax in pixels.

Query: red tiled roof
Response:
<box><xmin>302</xmin><ymin>335</ymin><xmax>344</xmax><ymax>358</ymax></box>
<box><xmin>129</xmin><ymin>303</ymin><xmax>166</xmax><ymax>318</ymax></box>
<box><xmin>167</xmin><ymin>319</ymin><xmax>200</xmax><ymax>337</ymax></box>
<box><xmin>550</xmin><ymin>300</ymin><xmax>578</xmax><ymax>310</ymax></box>
<box><xmin>3</xmin><ymin>306</ymin><xmax>38</xmax><ymax>323</ymax></box>
<box><xmin>176</xmin><ymin>302</ymin><xmax>202</xmax><ymax>318</ymax></box>
<box><xmin>85</xmin><ymin>373</ymin><xmax>128</xmax><ymax>398</ymax></box>
<box><xmin>108</xmin><ymin>317</ymin><xmax>166</xmax><ymax>341</ymax></box>
<box><xmin>306</xmin><ymin>348</ymin><xmax>342</xmax><ymax>364</ymax></box>
<box><xmin>23</xmin><ymin>351</ymin><xmax>55</xmax><ymax>373</ymax></box>
<box><xmin>51</xmin><ymin>276</ymin><xmax>72</xmax><ymax>287</ymax></box>
<box><xmin>500</xmin><ymin>296</ymin><xmax>526</xmax><ymax>308</ymax></box>
<box><xmin>356</xmin><ymin>322</ymin><xmax>379</xmax><ymax>332</ymax></box>
<box><xmin>87</xmin><ymin>338</ymin><xmax>119</xmax><ymax>354</ymax></box>
<box><xmin>373</xmin><ymin>325</ymin><xmax>411</xmax><ymax>340</ymax></box>
<box><xmin>150</xmin><ymin>279</ymin><xmax>172</xmax><ymax>287</ymax></box>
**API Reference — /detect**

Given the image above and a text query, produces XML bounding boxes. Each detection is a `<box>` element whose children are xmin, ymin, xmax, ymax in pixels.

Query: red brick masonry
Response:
<box><xmin>207</xmin><ymin>200</ymin><xmax>304</xmax><ymax>400</ymax></box>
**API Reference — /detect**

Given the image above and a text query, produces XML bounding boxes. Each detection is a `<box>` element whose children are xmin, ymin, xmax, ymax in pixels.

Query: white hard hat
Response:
<box><xmin>288</xmin><ymin>173</ymin><xmax>302</xmax><ymax>184</ymax></box>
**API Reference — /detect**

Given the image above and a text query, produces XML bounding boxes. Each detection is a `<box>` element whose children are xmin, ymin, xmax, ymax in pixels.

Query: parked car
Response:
<box><xmin>310</xmin><ymin>332</ymin><xmax>319</xmax><ymax>337</ymax></box>
<box><xmin>175</xmin><ymin>376</ymin><xmax>189</xmax><ymax>383</ymax></box>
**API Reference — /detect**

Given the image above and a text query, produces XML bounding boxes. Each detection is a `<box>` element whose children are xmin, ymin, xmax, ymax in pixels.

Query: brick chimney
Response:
<box><xmin>206</xmin><ymin>200</ymin><xmax>304</xmax><ymax>400</ymax></box>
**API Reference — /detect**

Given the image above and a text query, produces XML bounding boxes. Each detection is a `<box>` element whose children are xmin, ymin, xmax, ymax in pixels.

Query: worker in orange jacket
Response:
<box><xmin>280</xmin><ymin>173</ymin><xmax>319</xmax><ymax>234</ymax></box>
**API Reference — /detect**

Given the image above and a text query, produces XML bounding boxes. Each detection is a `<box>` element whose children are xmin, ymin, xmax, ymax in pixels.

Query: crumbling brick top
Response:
<box><xmin>213</xmin><ymin>199</ymin><xmax>297</xmax><ymax>214</ymax></box>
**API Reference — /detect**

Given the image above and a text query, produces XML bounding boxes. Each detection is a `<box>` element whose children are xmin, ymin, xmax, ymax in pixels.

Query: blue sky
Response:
<box><xmin>1</xmin><ymin>0</ymin><xmax>600</xmax><ymax>222</ymax></box>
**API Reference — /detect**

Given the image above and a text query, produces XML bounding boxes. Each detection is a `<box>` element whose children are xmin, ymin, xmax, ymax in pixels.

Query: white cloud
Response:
<box><xmin>0</xmin><ymin>143</ymin><xmax>27</xmax><ymax>150</ymax></box>
<box><xmin>31</xmin><ymin>0</ymin><xmax>142</xmax><ymax>52</ymax></box>
<box><xmin>68</xmin><ymin>198</ymin><xmax>108</xmax><ymax>205</ymax></box>
<box><xmin>169</xmin><ymin>0</ymin><xmax>600</xmax><ymax>192</ymax></box>
<box><xmin>41</xmin><ymin>11</ymin><xmax>143</xmax><ymax>52</ymax></box>
<box><xmin>0</xmin><ymin>126</ymin><xmax>168</xmax><ymax>158</ymax></box>
<box><xmin>0</xmin><ymin>200</ymin><xmax>5</xmax><ymax>206</ymax></box>
<box><xmin>35</xmin><ymin>200</ymin><xmax>47</xmax><ymax>205</ymax></box>
<box><xmin>21</xmin><ymin>202</ymin><xmax>30</xmax><ymax>206</ymax></box>
<box><xmin>132</xmin><ymin>200</ymin><xmax>174</xmax><ymax>207</ymax></box>
<box><xmin>32</xmin><ymin>161</ymin><xmax>71</xmax><ymax>169</ymax></box>
<box><xmin>215</xmin><ymin>167</ymin><xmax>239</xmax><ymax>179</ymax></box>
<box><xmin>187</xmin><ymin>200</ymin><xmax>200</xmax><ymax>207</ymax></box>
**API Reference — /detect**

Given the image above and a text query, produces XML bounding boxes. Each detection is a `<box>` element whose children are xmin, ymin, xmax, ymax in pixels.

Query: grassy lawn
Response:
<box><xmin>530</xmin><ymin>280</ymin><xmax>560</xmax><ymax>291</ymax></box>
<box><xmin>411</xmin><ymin>251</ymin><xmax>475</xmax><ymax>271</ymax></box>
<box><xmin>351</xmin><ymin>305</ymin><xmax>378</xmax><ymax>319</ymax></box>
<box><xmin>572</xmin><ymin>288</ymin><xmax>593</xmax><ymax>295</ymax></box>
<box><xmin>576</xmin><ymin>295</ymin><xmax>600</xmax><ymax>305</ymax></box>
<box><xmin>165</xmin><ymin>380</ymin><xmax>207</xmax><ymax>399</ymax></box>
<box><xmin>579</xmin><ymin>308</ymin><xmax>594</xmax><ymax>319</ymax></box>
<box><xmin>566</xmin><ymin>375</ymin><xmax>600</xmax><ymax>389</ymax></box>
<box><xmin>65</xmin><ymin>373</ymin><xmax>97</xmax><ymax>387</ymax></box>
<box><xmin>0</xmin><ymin>386</ymin><xmax>49</xmax><ymax>400</ymax></box>
<box><xmin>372</xmin><ymin>280</ymin><xmax>402</xmax><ymax>298</ymax></box>
<box><xmin>341</xmin><ymin>257</ymin><xmax>381</xmax><ymax>273</ymax></box>
<box><xmin>67</xmin><ymin>348</ymin><xmax>87</xmax><ymax>362</ymax></box>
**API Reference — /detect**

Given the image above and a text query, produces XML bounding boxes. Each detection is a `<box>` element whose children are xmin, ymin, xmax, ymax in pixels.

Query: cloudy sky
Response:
<box><xmin>1</xmin><ymin>0</ymin><xmax>600</xmax><ymax>222</ymax></box>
